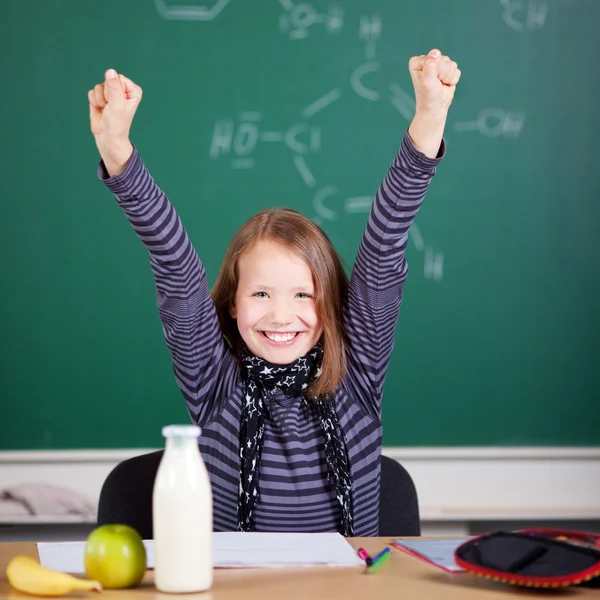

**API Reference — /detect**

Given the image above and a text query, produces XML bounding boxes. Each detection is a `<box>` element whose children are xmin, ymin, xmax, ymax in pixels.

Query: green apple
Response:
<box><xmin>84</xmin><ymin>524</ymin><xmax>147</xmax><ymax>589</ymax></box>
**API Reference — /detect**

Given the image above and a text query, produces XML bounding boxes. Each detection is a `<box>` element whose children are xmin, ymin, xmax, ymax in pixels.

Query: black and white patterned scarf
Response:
<box><xmin>238</xmin><ymin>344</ymin><xmax>354</xmax><ymax>536</ymax></box>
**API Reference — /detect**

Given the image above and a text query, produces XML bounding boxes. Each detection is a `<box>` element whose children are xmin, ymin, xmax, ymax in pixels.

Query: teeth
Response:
<box><xmin>264</xmin><ymin>332</ymin><xmax>297</xmax><ymax>342</ymax></box>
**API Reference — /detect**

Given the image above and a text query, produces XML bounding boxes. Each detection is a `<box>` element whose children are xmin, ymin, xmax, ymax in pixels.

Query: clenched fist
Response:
<box><xmin>409</xmin><ymin>49</ymin><xmax>461</xmax><ymax>116</ymax></box>
<box><xmin>407</xmin><ymin>49</ymin><xmax>461</xmax><ymax>158</ymax></box>
<box><xmin>88</xmin><ymin>69</ymin><xmax>143</xmax><ymax>176</ymax></box>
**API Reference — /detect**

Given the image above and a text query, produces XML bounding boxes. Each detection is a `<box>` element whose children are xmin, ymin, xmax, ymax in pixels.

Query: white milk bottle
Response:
<box><xmin>153</xmin><ymin>424</ymin><xmax>213</xmax><ymax>593</ymax></box>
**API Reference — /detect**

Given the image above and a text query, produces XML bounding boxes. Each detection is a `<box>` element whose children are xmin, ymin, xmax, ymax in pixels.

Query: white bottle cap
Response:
<box><xmin>162</xmin><ymin>425</ymin><xmax>201</xmax><ymax>438</ymax></box>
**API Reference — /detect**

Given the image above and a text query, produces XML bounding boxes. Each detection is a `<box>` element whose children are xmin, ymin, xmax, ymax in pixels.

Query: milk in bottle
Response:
<box><xmin>153</xmin><ymin>425</ymin><xmax>213</xmax><ymax>592</ymax></box>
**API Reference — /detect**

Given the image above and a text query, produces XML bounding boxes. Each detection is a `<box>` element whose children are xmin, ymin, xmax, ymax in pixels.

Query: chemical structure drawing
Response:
<box><xmin>210</xmin><ymin>6</ymin><xmax>457</xmax><ymax>279</ymax></box>
<box><xmin>278</xmin><ymin>0</ymin><xmax>344</xmax><ymax>39</ymax></box>
<box><xmin>210</xmin><ymin>113</ymin><xmax>321</xmax><ymax>171</ymax></box>
<box><xmin>206</xmin><ymin>9</ymin><xmax>439</xmax><ymax>279</ymax></box>
<box><xmin>158</xmin><ymin>0</ymin><xmax>549</xmax><ymax>280</ymax></box>
<box><xmin>453</xmin><ymin>109</ymin><xmax>526</xmax><ymax>138</ymax></box>
<box><xmin>154</xmin><ymin>0</ymin><xmax>231</xmax><ymax>21</ymax></box>
<box><xmin>500</xmin><ymin>0</ymin><xmax>547</xmax><ymax>32</ymax></box>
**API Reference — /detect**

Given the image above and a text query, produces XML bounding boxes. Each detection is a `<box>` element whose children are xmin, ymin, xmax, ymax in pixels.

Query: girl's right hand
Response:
<box><xmin>88</xmin><ymin>69</ymin><xmax>143</xmax><ymax>176</ymax></box>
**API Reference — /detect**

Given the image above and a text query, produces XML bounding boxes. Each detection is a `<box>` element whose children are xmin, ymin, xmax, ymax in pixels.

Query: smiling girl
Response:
<box><xmin>89</xmin><ymin>49</ymin><xmax>461</xmax><ymax>535</ymax></box>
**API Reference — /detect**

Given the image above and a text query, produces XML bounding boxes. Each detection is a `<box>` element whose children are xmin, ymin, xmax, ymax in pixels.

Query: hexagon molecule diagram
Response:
<box><xmin>154</xmin><ymin>0</ymin><xmax>231</xmax><ymax>21</ymax></box>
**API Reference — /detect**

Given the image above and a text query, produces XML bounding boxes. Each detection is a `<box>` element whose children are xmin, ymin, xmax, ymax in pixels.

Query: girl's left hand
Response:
<box><xmin>409</xmin><ymin>49</ymin><xmax>461</xmax><ymax>117</ymax></box>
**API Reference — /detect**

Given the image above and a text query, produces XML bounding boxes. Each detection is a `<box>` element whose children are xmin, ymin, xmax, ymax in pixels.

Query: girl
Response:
<box><xmin>88</xmin><ymin>49</ymin><xmax>461</xmax><ymax>536</ymax></box>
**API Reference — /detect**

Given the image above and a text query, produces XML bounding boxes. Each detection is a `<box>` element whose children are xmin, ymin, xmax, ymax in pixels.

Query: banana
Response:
<box><xmin>6</xmin><ymin>555</ymin><xmax>102</xmax><ymax>597</ymax></box>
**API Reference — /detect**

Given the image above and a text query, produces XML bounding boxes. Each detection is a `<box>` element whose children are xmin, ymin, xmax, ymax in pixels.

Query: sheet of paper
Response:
<box><xmin>392</xmin><ymin>537</ymin><xmax>469</xmax><ymax>573</ymax></box>
<box><xmin>38</xmin><ymin>532</ymin><xmax>364</xmax><ymax>573</ymax></box>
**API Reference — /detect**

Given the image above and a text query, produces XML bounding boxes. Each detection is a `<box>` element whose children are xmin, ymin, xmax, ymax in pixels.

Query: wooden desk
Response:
<box><xmin>1</xmin><ymin>538</ymin><xmax>599</xmax><ymax>599</ymax></box>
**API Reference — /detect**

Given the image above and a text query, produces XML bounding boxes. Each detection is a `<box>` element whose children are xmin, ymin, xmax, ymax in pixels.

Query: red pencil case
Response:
<box><xmin>454</xmin><ymin>528</ymin><xmax>600</xmax><ymax>588</ymax></box>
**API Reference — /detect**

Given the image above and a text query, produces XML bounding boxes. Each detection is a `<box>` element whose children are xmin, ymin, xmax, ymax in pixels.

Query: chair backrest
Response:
<box><xmin>98</xmin><ymin>451</ymin><xmax>420</xmax><ymax>538</ymax></box>
<box><xmin>97</xmin><ymin>450</ymin><xmax>163</xmax><ymax>539</ymax></box>
<box><xmin>378</xmin><ymin>455</ymin><xmax>421</xmax><ymax>537</ymax></box>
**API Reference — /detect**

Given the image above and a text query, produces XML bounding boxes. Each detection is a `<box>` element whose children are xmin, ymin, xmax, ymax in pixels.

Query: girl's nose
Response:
<box><xmin>269</xmin><ymin>301</ymin><xmax>294</xmax><ymax>325</ymax></box>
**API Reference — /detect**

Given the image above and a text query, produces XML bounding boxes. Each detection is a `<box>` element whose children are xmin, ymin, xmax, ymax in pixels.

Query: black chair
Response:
<box><xmin>97</xmin><ymin>451</ymin><xmax>420</xmax><ymax>537</ymax></box>
<box><xmin>378</xmin><ymin>455</ymin><xmax>421</xmax><ymax>537</ymax></box>
<box><xmin>98</xmin><ymin>450</ymin><xmax>162</xmax><ymax>540</ymax></box>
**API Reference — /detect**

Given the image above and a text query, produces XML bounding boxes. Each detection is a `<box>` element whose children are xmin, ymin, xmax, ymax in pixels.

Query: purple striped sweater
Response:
<box><xmin>99</xmin><ymin>132</ymin><xmax>444</xmax><ymax>535</ymax></box>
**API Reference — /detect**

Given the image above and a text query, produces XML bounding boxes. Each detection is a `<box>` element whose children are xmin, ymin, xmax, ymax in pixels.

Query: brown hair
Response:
<box><xmin>211</xmin><ymin>208</ymin><xmax>348</xmax><ymax>397</ymax></box>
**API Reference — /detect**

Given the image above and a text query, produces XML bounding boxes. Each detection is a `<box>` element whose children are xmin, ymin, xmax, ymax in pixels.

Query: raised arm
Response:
<box><xmin>88</xmin><ymin>70</ymin><xmax>233</xmax><ymax>427</ymax></box>
<box><xmin>343</xmin><ymin>50</ymin><xmax>461</xmax><ymax>418</ymax></box>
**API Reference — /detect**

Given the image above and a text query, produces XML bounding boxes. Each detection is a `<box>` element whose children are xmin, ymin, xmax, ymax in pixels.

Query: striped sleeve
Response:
<box><xmin>98</xmin><ymin>149</ymin><xmax>232</xmax><ymax>426</ymax></box>
<box><xmin>343</xmin><ymin>132</ymin><xmax>445</xmax><ymax>419</ymax></box>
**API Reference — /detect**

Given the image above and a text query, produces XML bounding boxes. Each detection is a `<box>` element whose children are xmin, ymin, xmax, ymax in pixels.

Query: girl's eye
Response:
<box><xmin>296</xmin><ymin>292</ymin><xmax>313</xmax><ymax>299</ymax></box>
<box><xmin>253</xmin><ymin>291</ymin><xmax>268</xmax><ymax>298</ymax></box>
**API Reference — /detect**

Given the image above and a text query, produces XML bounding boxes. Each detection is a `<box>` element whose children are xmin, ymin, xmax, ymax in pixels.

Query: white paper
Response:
<box><xmin>38</xmin><ymin>532</ymin><xmax>363</xmax><ymax>573</ymax></box>
<box><xmin>392</xmin><ymin>537</ymin><xmax>469</xmax><ymax>573</ymax></box>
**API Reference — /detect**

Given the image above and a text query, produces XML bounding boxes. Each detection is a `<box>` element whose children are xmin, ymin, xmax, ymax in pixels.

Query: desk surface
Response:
<box><xmin>1</xmin><ymin>538</ymin><xmax>599</xmax><ymax>599</ymax></box>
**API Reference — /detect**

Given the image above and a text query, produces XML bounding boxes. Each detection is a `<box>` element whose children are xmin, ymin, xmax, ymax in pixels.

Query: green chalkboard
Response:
<box><xmin>1</xmin><ymin>0</ymin><xmax>599</xmax><ymax>450</ymax></box>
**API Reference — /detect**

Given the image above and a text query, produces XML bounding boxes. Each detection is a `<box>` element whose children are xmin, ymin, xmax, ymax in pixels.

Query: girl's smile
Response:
<box><xmin>260</xmin><ymin>330</ymin><xmax>302</xmax><ymax>345</ymax></box>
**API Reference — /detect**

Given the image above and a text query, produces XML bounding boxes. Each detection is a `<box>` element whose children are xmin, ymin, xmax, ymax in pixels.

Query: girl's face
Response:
<box><xmin>230</xmin><ymin>240</ymin><xmax>323</xmax><ymax>365</ymax></box>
